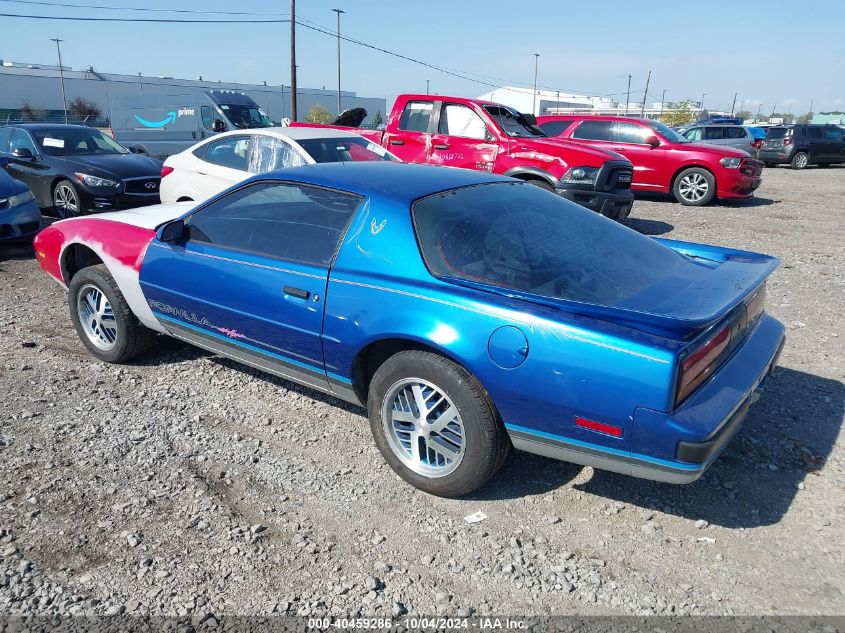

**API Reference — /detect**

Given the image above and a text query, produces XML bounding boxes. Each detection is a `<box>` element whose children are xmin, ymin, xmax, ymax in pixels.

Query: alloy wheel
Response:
<box><xmin>678</xmin><ymin>173</ymin><xmax>709</xmax><ymax>203</ymax></box>
<box><xmin>76</xmin><ymin>283</ymin><xmax>118</xmax><ymax>350</ymax></box>
<box><xmin>54</xmin><ymin>183</ymin><xmax>79</xmax><ymax>217</ymax></box>
<box><xmin>381</xmin><ymin>378</ymin><xmax>466</xmax><ymax>478</ymax></box>
<box><xmin>794</xmin><ymin>153</ymin><xmax>808</xmax><ymax>169</ymax></box>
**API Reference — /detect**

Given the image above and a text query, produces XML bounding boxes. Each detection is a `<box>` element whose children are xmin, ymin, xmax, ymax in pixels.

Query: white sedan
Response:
<box><xmin>159</xmin><ymin>127</ymin><xmax>397</xmax><ymax>203</ymax></box>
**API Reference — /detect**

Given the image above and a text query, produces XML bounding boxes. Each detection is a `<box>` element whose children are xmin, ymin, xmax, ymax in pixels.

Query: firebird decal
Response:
<box><xmin>370</xmin><ymin>218</ymin><xmax>387</xmax><ymax>235</ymax></box>
<box><xmin>148</xmin><ymin>300</ymin><xmax>248</xmax><ymax>339</ymax></box>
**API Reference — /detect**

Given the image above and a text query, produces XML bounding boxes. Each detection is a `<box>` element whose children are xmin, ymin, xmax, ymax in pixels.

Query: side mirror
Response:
<box><xmin>644</xmin><ymin>135</ymin><xmax>660</xmax><ymax>148</ymax></box>
<box><xmin>212</xmin><ymin>120</ymin><xmax>227</xmax><ymax>133</ymax></box>
<box><xmin>159</xmin><ymin>219</ymin><xmax>187</xmax><ymax>244</ymax></box>
<box><xmin>484</xmin><ymin>129</ymin><xmax>496</xmax><ymax>143</ymax></box>
<box><xmin>12</xmin><ymin>147</ymin><xmax>34</xmax><ymax>160</ymax></box>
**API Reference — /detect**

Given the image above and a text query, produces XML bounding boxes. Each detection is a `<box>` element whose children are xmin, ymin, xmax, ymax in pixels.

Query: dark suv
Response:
<box><xmin>758</xmin><ymin>124</ymin><xmax>845</xmax><ymax>169</ymax></box>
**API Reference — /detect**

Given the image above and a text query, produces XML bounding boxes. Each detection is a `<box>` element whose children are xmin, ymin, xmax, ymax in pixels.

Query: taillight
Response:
<box><xmin>745</xmin><ymin>285</ymin><xmax>766</xmax><ymax>325</ymax></box>
<box><xmin>783</xmin><ymin>137</ymin><xmax>793</xmax><ymax>146</ymax></box>
<box><xmin>676</xmin><ymin>324</ymin><xmax>731</xmax><ymax>406</ymax></box>
<box><xmin>751</xmin><ymin>140</ymin><xmax>762</xmax><ymax>149</ymax></box>
<box><xmin>161</xmin><ymin>166</ymin><xmax>174</xmax><ymax>178</ymax></box>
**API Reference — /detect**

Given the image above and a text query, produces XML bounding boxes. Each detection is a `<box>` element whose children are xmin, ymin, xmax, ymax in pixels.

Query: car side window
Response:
<box><xmin>704</xmin><ymin>127</ymin><xmax>725</xmax><ymax>140</ymax></box>
<box><xmin>187</xmin><ymin>181</ymin><xmax>362</xmax><ymax>267</ymax></box>
<box><xmin>806</xmin><ymin>127</ymin><xmax>823</xmax><ymax>140</ymax></box>
<box><xmin>825</xmin><ymin>126</ymin><xmax>844</xmax><ymax>140</ymax></box>
<box><xmin>10</xmin><ymin>129</ymin><xmax>38</xmax><ymax>155</ymax></box>
<box><xmin>200</xmin><ymin>135</ymin><xmax>251</xmax><ymax>170</ymax></box>
<box><xmin>201</xmin><ymin>106</ymin><xmax>215</xmax><ymax>130</ymax></box>
<box><xmin>247</xmin><ymin>135</ymin><xmax>307</xmax><ymax>174</ymax></box>
<box><xmin>0</xmin><ymin>128</ymin><xmax>11</xmax><ymax>153</ymax></box>
<box><xmin>398</xmin><ymin>101</ymin><xmax>434</xmax><ymax>133</ymax></box>
<box><xmin>571</xmin><ymin>120</ymin><xmax>613</xmax><ymax>141</ymax></box>
<box><xmin>684</xmin><ymin>128</ymin><xmax>702</xmax><ymax>141</ymax></box>
<box><xmin>614</xmin><ymin>122</ymin><xmax>649</xmax><ymax>144</ymax></box>
<box><xmin>538</xmin><ymin>120</ymin><xmax>574</xmax><ymax>137</ymax></box>
<box><xmin>438</xmin><ymin>104</ymin><xmax>487</xmax><ymax>140</ymax></box>
<box><xmin>724</xmin><ymin>127</ymin><xmax>746</xmax><ymax>139</ymax></box>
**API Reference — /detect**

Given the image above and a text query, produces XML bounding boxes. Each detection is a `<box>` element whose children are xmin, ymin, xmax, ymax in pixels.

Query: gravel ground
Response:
<box><xmin>1</xmin><ymin>165</ymin><xmax>843</xmax><ymax>619</ymax></box>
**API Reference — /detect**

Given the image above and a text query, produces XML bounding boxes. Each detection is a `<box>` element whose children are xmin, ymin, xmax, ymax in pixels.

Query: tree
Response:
<box><xmin>660</xmin><ymin>100</ymin><xmax>697</xmax><ymax>127</ymax></box>
<box><xmin>304</xmin><ymin>103</ymin><xmax>333</xmax><ymax>125</ymax></box>
<box><xmin>68</xmin><ymin>97</ymin><xmax>101</xmax><ymax>120</ymax></box>
<box><xmin>19</xmin><ymin>101</ymin><xmax>46</xmax><ymax>121</ymax></box>
<box><xmin>795</xmin><ymin>111</ymin><xmax>813</xmax><ymax>124</ymax></box>
<box><xmin>373</xmin><ymin>110</ymin><xmax>383</xmax><ymax>127</ymax></box>
<box><xmin>735</xmin><ymin>110</ymin><xmax>752</xmax><ymax>122</ymax></box>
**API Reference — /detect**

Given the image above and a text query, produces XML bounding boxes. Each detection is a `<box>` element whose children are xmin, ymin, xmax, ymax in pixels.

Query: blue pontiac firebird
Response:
<box><xmin>35</xmin><ymin>162</ymin><xmax>786</xmax><ymax>497</ymax></box>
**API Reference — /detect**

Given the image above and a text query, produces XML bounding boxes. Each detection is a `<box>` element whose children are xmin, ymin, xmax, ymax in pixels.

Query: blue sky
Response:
<box><xmin>2</xmin><ymin>0</ymin><xmax>844</xmax><ymax>114</ymax></box>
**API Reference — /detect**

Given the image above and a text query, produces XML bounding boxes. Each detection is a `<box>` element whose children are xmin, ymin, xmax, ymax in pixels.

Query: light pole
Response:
<box><xmin>660</xmin><ymin>89</ymin><xmax>666</xmax><ymax>118</ymax></box>
<box><xmin>138</xmin><ymin>72</ymin><xmax>143</xmax><ymax>95</ymax></box>
<box><xmin>700</xmin><ymin>92</ymin><xmax>706</xmax><ymax>113</ymax></box>
<box><xmin>532</xmin><ymin>53</ymin><xmax>539</xmax><ymax>115</ymax></box>
<box><xmin>624</xmin><ymin>74</ymin><xmax>631</xmax><ymax>115</ymax></box>
<box><xmin>290</xmin><ymin>0</ymin><xmax>297</xmax><ymax>121</ymax></box>
<box><xmin>426</xmin><ymin>79</ymin><xmax>430</xmax><ymax>95</ymax></box>
<box><xmin>331</xmin><ymin>8</ymin><xmax>345</xmax><ymax>115</ymax></box>
<box><xmin>50</xmin><ymin>38</ymin><xmax>68</xmax><ymax>124</ymax></box>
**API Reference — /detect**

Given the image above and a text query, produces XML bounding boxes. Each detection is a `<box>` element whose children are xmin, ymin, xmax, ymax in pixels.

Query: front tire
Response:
<box><xmin>53</xmin><ymin>179</ymin><xmax>86</xmax><ymax>218</ymax></box>
<box><xmin>790</xmin><ymin>152</ymin><xmax>809</xmax><ymax>169</ymax></box>
<box><xmin>68</xmin><ymin>264</ymin><xmax>156</xmax><ymax>363</ymax></box>
<box><xmin>368</xmin><ymin>350</ymin><xmax>509</xmax><ymax>497</ymax></box>
<box><xmin>673</xmin><ymin>168</ymin><xmax>716</xmax><ymax>206</ymax></box>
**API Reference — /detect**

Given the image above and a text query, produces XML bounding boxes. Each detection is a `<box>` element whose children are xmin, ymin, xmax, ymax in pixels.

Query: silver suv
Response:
<box><xmin>682</xmin><ymin>125</ymin><xmax>758</xmax><ymax>156</ymax></box>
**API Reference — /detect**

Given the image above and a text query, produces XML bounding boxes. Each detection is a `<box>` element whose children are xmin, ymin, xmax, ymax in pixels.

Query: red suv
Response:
<box><xmin>537</xmin><ymin>115</ymin><xmax>763</xmax><ymax>206</ymax></box>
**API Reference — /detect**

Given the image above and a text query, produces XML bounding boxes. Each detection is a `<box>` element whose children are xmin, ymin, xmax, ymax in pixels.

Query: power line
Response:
<box><xmin>0</xmin><ymin>0</ymin><xmax>287</xmax><ymax>15</ymax></box>
<box><xmin>0</xmin><ymin>11</ymin><xmax>289</xmax><ymax>22</ymax></box>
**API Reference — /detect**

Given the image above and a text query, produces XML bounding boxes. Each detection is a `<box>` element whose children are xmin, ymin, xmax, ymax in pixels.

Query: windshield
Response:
<box><xmin>765</xmin><ymin>127</ymin><xmax>789</xmax><ymax>139</ymax></box>
<box><xmin>32</xmin><ymin>128</ymin><xmax>129</xmax><ymax>156</ymax></box>
<box><xmin>483</xmin><ymin>105</ymin><xmax>545</xmax><ymax>138</ymax></box>
<box><xmin>297</xmin><ymin>137</ymin><xmax>397</xmax><ymax>163</ymax></box>
<box><xmin>413</xmin><ymin>182</ymin><xmax>686</xmax><ymax>307</ymax></box>
<box><xmin>219</xmin><ymin>104</ymin><xmax>274</xmax><ymax>128</ymax></box>
<box><xmin>646</xmin><ymin>120</ymin><xmax>690</xmax><ymax>143</ymax></box>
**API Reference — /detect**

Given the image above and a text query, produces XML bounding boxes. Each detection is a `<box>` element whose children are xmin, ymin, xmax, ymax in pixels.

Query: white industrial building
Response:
<box><xmin>476</xmin><ymin>86</ymin><xmax>716</xmax><ymax>120</ymax></box>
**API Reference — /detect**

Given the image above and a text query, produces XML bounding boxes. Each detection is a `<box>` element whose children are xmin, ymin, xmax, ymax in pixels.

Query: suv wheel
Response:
<box><xmin>790</xmin><ymin>152</ymin><xmax>809</xmax><ymax>169</ymax></box>
<box><xmin>673</xmin><ymin>168</ymin><xmax>716</xmax><ymax>206</ymax></box>
<box><xmin>368</xmin><ymin>350</ymin><xmax>510</xmax><ymax>497</ymax></box>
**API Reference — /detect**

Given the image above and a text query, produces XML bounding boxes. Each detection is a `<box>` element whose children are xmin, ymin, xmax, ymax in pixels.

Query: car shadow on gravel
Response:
<box><xmin>633</xmin><ymin>192</ymin><xmax>779</xmax><ymax>208</ymax></box>
<box><xmin>621</xmin><ymin>218</ymin><xmax>674</xmax><ymax>235</ymax></box>
<box><xmin>467</xmin><ymin>367</ymin><xmax>842</xmax><ymax>529</ymax></box>
<box><xmin>569</xmin><ymin>367</ymin><xmax>844</xmax><ymax>528</ymax></box>
<box><xmin>0</xmin><ymin>241</ymin><xmax>36</xmax><ymax>264</ymax></box>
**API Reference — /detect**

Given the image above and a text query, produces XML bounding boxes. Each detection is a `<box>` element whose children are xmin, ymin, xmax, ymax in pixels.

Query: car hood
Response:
<box><xmin>48</xmin><ymin>153</ymin><xmax>164</xmax><ymax>180</ymax></box>
<box><xmin>674</xmin><ymin>142</ymin><xmax>752</xmax><ymax>159</ymax></box>
<box><xmin>0</xmin><ymin>167</ymin><xmax>29</xmax><ymax>196</ymax></box>
<box><xmin>55</xmin><ymin>200</ymin><xmax>194</xmax><ymax>231</ymax></box>
<box><xmin>509</xmin><ymin>136</ymin><xmax>629</xmax><ymax>166</ymax></box>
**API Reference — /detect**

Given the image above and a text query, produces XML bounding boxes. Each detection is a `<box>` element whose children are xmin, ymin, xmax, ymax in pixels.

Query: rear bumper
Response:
<box><xmin>559</xmin><ymin>187</ymin><xmax>634</xmax><ymax>220</ymax></box>
<box><xmin>508</xmin><ymin>314</ymin><xmax>785</xmax><ymax>484</ymax></box>
<box><xmin>757</xmin><ymin>149</ymin><xmax>792</xmax><ymax>164</ymax></box>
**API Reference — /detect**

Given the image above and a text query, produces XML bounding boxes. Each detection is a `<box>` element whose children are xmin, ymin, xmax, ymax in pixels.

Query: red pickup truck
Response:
<box><xmin>293</xmin><ymin>94</ymin><xmax>635</xmax><ymax>220</ymax></box>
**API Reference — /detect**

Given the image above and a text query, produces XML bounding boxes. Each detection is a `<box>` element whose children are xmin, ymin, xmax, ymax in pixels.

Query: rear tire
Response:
<box><xmin>368</xmin><ymin>350</ymin><xmax>509</xmax><ymax>497</ymax></box>
<box><xmin>790</xmin><ymin>152</ymin><xmax>809</xmax><ymax>169</ymax></box>
<box><xmin>673</xmin><ymin>168</ymin><xmax>716</xmax><ymax>206</ymax></box>
<box><xmin>764</xmin><ymin>162</ymin><xmax>776</xmax><ymax>168</ymax></box>
<box><xmin>68</xmin><ymin>264</ymin><xmax>156</xmax><ymax>363</ymax></box>
<box><xmin>527</xmin><ymin>179</ymin><xmax>555</xmax><ymax>192</ymax></box>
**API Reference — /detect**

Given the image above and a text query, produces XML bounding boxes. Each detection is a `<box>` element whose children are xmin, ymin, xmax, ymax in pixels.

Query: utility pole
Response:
<box><xmin>290</xmin><ymin>0</ymin><xmax>297</xmax><ymax>121</ymax></box>
<box><xmin>331</xmin><ymin>8</ymin><xmax>345</xmax><ymax>115</ymax></box>
<box><xmin>700</xmin><ymin>92</ymin><xmax>706</xmax><ymax>113</ymax></box>
<box><xmin>426</xmin><ymin>79</ymin><xmax>430</xmax><ymax>95</ymax></box>
<box><xmin>640</xmin><ymin>69</ymin><xmax>651</xmax><ymax>117</ymax></box>
<box><xmin>730</xmin><ymin>92</ymin><xmax>737</xmax><ymax>116</ymax></box>
<box><xmin>50</xmin><ymin>38</ymin><xmax>68</xmax><ymax>124</ymax></box>
<box><xmin>281</xmin><ymin>84</ymin><xmax>286</xmax><ymax>120</ymax></box>
<box><xmin>137</xmin><ymin>72</ymin><xmax>143</xmax><ymax>95</ymax></box>
<box><xmin>660</xmin><ymin>89</ymin><xmax>666</xmax><ymax>118</ymax></box>
<box><xmin>532</xmin><ymin>54</ymin><xmax>539</xmax><ymax>115</ymax></box>
<box><xmin>624</xmin><ymin>74</ymin><xmax>631</xmax><ymax>115</ymax></box>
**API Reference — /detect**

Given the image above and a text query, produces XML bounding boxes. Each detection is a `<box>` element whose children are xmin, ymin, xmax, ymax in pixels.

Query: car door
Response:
<box><xmin>823</xmin><ymin>126</ymin><xmax>844</xmax><ymax>162</ymax></box>
<box><xmin>191</xmin><ymin>134</ymin><xmax>252</xmax><ymax>199</ymax></box>
<box><xmin>804</xmin><ymin>126</ymin><xmax>824</xmax><ymax>162</ymax></box>
<box><xmin>427</xmin><ymin>102</ymin><xmax>498</xmax><ymax>171</ymax></box>
<box><xmin>610</xmin><ymin>121</ymin><xmax>667</xmax><ymax>190</ymax></box>
<box><xmin>383</xmin><ymin>99</ymin><xmax>434</xmax><ymax>163</ymax></box>
<box><xmin>139</xmin><ymin>180</ymin><xmax>362</xmax><ymax>394</ymax></box>
<box><xmin>568</xmin><ymin>119</ymin><xmax>616</xmax><ymax>155</ymax></box>
<box><xmin>2</xmin><ymin>129</ymin><xmax>53</xmax><ymax>206</ymax></box>
<box><xmin>703</xmin><ymin>126</ymin><xmax>726</xmax><ymax>148</ymax></box>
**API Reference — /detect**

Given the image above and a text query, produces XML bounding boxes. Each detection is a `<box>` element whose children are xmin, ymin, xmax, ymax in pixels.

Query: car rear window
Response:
<box><xmin>297</xmin><ymin>137</ymin><xmax>395</xmax><ymax>163</ymax></box>
<box><xmin>412</xmin><ymin>182</ymin><xmax>686</xmax><ymax>307</ymax></box>
<box><xmin>766</xmin><ymin>128</ymin><xmax>789</xmax><ymax>139</ymax></box>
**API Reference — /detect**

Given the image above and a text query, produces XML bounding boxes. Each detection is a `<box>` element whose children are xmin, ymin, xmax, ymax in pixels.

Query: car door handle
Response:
<box><xmin>389</xmin><ymin>139</ymin><xmax>405</xmax><ymax>146</ymax></box>
<box><xmin>433</xmin><ymin>143</ymin><xmax>450</xmax><ymax>150</ymax></box>
<box><xmin>196</xmin><ymin>170</ymin><xmax>208</xmax><ymax>176</ymax></box>
<box><xmin>612</xmin><ymin>147</ymin><xmax>628</xmax><ymax>152</ymax></box>
<box><xmin>283</xmin><ymin>285</ymin><xmax>309</xmax><ymax>300</ymax></box>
